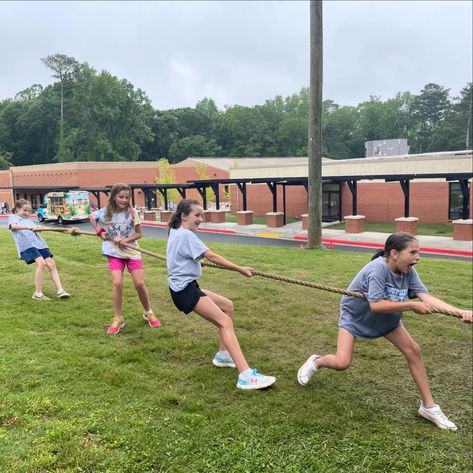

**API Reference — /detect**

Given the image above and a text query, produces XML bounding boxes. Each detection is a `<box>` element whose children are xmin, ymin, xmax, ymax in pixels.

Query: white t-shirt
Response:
<box><xmin>93</xmin><ymin>207</ymin><xmax>141</xmax><ymax>259</ymax></box>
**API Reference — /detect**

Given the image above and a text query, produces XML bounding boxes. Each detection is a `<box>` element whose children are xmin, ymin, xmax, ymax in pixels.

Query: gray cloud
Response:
<box><xmin>0</xmin><ymin>1</ymin><xmax>471</xmax><ymax>110</ymax></box>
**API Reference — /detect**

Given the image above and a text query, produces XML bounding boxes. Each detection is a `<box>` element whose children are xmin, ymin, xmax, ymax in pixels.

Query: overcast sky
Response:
<box><xmin>1</xmin><ymin>1</ymin><xmax>471</xmax><ymax>110</ymax></box>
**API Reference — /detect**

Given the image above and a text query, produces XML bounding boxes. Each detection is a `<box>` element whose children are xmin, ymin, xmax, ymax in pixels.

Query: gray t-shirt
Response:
<box><xmin>338</xmin><ymin>256</ymin><xmax>428</xmax><ymax>339</ymax></box>
<box><xmin>8</xmin><ymin>214</ymin><xmax>48</xmax><ymax>255</ymax></box>
<box><xmin>167</xmin><ymin>228</ymin><xmax>209</xmax><ymax>292</ymax></box>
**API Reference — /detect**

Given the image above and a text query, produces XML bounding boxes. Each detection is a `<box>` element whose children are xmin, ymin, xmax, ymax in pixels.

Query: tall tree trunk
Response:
<box><xmin>307</xmin><ymin>0</ymin><xmax>323</xmax><ymax>249</ymax></box>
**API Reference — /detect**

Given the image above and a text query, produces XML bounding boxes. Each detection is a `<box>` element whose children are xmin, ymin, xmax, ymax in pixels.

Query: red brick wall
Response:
<box><xmin>341</xmin><ymin>181</ymin><xmax>471</xmax><ymax>224</ymax></box>
<box><xmin>229</xmin><ymin>184</ymin><xmax>307</xmax><ymax>217</ymax></box>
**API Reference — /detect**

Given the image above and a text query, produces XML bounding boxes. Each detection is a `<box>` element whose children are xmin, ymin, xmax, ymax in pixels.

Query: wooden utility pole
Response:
<box><xmin>307</xmin><ymin>0</ymin><xmax>323</xmax><ymax>249</ymax></box>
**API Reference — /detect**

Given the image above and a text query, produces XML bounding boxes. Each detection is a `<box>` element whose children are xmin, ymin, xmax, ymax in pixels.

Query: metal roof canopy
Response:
<box><xmin>186</xmin><ymin>172</ymin><xmax>473</xmax><ymax>220</ymax></box>
<box><xmin>2</xmin><ymin>171</ymin><xmax>471</xmax><ymax>219</ymax></box>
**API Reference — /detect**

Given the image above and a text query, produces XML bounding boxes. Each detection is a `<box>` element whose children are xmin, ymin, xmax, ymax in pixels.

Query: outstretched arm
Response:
<box><xmin>369</xmin><ymin>299</ymin><xmax>433</xmax><ymax>315</ymax></box>
<box><xmin>202</xmin><ymin>250</ymin><xmax>253</xmax><ymax>277</ymax></box>
<box><xmin>417</xmin><ymin>293</ymin><xmax>473</xmax><ymax>322</ymax></box>
<box><xmin>9</xmin><ymin>223</ymin><xmax>35</xmax><ymax>231</ymax></box>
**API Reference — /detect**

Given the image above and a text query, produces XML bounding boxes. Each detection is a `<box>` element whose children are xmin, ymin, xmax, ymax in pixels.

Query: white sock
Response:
<box><xmin>240</xmin><ymin>368</ymin><xmax>253</xmax><ymax>377</ymax></box>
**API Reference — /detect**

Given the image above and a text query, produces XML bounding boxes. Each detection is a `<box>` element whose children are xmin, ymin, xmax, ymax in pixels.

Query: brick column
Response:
<box><xmin>266</xmin><ymin>212</ymin><xmax>284</xmax><ymax>228</ymax></box>
<box><xmin>159</xmin><ymin>210</ymin><xmax>172</xmax><ymax>223</ymax></box>
<box><xmin>395</xmin><ymin>217</ymin><xmax>418</xmax><ymax>235</ymax></box>
<box><xmin>202</xmin><ymin>210</ymin><xmax>212</xmax><ymax>223</ymax></box>
<box><xmin>143</xmin><ymin>211</ymin><xmax>156</xmax><ymax>221</ymax></box>
<box><xmin>344</xmin><ymin>215</ymin><xmax>365</xmax><ymax>233</ymax></box>
<box><xmin>237</xmin><ymin>210</ymin><xmax>253</xmax><ymax>225</ymax></box>
<box><xmin>301</xmin><ymin>214</ymin><xmax>308</xmax><ymax>230</ymax></box>
<box><xmin>207</xmin><ymin>210</ymin><xmax>225</xmax><ymax>223</ymax></box>
<box><xmin>452</xmin><ymin>219</ymin><xmax>473</xmax><ymax>241</ymax></box>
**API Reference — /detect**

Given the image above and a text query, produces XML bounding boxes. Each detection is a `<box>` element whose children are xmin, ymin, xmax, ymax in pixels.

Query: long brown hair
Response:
<box><xmin>105</xmin><ymin>183</ymin><xmax>132</xmax><ymax>221</ymax></box>
<box><xmin>168</xmin><ymin>199</ymin><xmax>200</xmax><ymax>232</ymax></box>
<box><xmin>371</xmin><ymin>232</ymin><xmax>417</xmax><ymax>260</ymax></box>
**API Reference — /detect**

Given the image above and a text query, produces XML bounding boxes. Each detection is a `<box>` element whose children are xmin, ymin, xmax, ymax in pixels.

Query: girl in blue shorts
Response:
<box><xmin>166</xmin><ymin>199</ymin><xmax>276</xmax><ymax>390</ymax></box>
<box><xmin>8</xmin><ymin>199</ymin><xmax>70</xmax><ymax>301</ymax></box>
<box><xmin>297</xmin><ymin>232</ymin><xmax>472</xmax><ymax>431</ymax></box>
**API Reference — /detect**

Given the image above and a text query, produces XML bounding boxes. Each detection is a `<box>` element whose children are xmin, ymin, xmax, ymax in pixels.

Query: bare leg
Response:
<box><xmin>202</xmin><ymin>289</ymin><xmax>234</xmax><ymax>351</ymax></box>
<box><xmin>193</xmin><ymin>295</ymin><xmax>249</xmax><ymax>373</ymax></box>
<box><xmin>130</xmin><ymin>269</ymin><xmax>151</xmax><ymax>312</ymax></box>
<box><xmin>33</xmin><ymin>257</ymin><xmax>47</xmax><ymax>293</ymax></box>
<box><xmin>44</xmin><ymin>257</ymin><xmax>63</xmax><ymax>291</ymax></box>
<box><xmin>315</xmin><ymin>328</ymin><xmax>356</xmax><ymax>371</ymax></box>
<box><xmin>110</xmin><ymin>270</ymin><xmax>124</xmax><ymax>324</ymax></box>
<box><xmin>130</xmin><ymin>268</ymin><xmax>160</xmax><ymax>324</ymax></box>
<box><xmin>384</xmin><ymin>325</ymin><xmax>434</xmax><ymax>406</ymax></box>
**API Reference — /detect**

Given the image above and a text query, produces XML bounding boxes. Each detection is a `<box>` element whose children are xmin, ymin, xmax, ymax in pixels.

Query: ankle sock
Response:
<box><xmin>240</xmin><ymin>368</ymin><xmax>253</xmax><ymax>377</ymax></box>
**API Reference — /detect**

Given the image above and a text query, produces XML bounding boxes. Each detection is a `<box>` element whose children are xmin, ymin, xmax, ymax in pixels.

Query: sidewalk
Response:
<box><xmin>142</xmin><ymin>219</ymin><xmax>473</xmax><ymax>258</ymax></box>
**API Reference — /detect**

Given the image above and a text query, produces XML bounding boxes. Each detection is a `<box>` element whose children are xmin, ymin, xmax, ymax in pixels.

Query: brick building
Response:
<box><xmin>0</xmin><ymin>150</ymin><xmax>471</xmax><ymax>224</ymax></box>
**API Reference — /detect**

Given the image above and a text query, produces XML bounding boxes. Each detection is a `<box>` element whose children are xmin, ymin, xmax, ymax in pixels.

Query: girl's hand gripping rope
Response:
<box><xmin>459</xmin><ymin>310</ymin><xmax>473</xmax><ymax>323</ymax></box>
<box><xmin>239</xmin><ymin>266</ymin><xmax>254</xmax><ymax>277</ymax></box>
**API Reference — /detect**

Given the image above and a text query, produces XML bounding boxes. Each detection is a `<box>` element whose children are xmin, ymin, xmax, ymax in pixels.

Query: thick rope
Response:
<box><xmin>32</xmin><ymin>226</ymin><xmax>466</xmax><ymax>319</ymax></box>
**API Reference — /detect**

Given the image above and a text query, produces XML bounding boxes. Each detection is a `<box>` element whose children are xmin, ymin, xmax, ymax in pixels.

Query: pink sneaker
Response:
<box><xmin>143</xmin><ymin>311</ymin><xmax>161</xmax><ymax>328</ymax></box>
<box><xmin>106</xmin><ymin>320</ymin><xmax>125</xmax><ymax>335</ymax></box>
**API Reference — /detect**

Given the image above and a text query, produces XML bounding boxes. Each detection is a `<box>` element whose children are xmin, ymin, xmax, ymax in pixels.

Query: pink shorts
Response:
<box><xmin>107</xmin><ymin>256</ymin><xmax>143</xmax><ymax>273</ymax></box>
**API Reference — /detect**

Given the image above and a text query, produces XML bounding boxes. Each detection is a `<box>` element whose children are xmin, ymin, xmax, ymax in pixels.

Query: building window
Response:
<box><xmin>449</xmin><ymin>182</ymin><xmax>469</xmax><ymax>220</ymax></box>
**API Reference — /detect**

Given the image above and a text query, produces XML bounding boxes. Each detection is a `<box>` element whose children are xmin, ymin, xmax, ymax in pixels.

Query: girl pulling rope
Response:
<box><xmin>297</xmin><ymin>232</ymin><xmax>472</xmax><ymax>432</ymax></box>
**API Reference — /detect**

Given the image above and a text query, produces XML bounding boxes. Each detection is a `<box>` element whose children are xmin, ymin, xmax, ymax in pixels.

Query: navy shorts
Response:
<box><xmin>169</xmin><ymin>280</ymin><xmax>207</xmax><ymax>314</ymax></box>
<box><xmin>20</xmin><ymin>247</ymin><xmax>53</xmax><ymax>265</ymax></box>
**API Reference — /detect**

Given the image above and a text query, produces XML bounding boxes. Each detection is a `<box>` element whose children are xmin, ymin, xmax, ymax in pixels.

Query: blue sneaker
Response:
<box><xmin>212</xmin><ymin>351</ymin><xmax>236</xmax><ymax>368</ymax></box>
<box><xmin>236</xmin><ymin>369</ymin><xmax>276</xmax><ymax>390</ymax></box>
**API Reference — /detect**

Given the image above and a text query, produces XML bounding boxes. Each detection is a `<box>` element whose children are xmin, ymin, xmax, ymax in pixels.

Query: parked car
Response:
<box><xmin>37</xmin><ymin>191</ymin><xmax>91</xmax><ymax>224</ymax></box>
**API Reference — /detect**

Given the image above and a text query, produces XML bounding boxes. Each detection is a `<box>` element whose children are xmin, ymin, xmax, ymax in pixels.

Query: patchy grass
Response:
<box><xmin>329</xmin><ymin>222</ymin><xmax>454</xmax><ymax>237</ymax></box>
<box><xmin>0</xmin><ymin>229</ymin><xmax>471</xmax><ymax>472</ymax></box>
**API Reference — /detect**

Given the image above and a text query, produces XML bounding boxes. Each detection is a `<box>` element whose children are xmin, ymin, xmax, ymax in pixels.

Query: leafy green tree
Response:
<box><xmin>41</xmin><ymin>54</ymin><xmax>79</xmax><ymax>161</ymax></box>
<box><xmin>0</xmin><ymin>150</ymin><xmax>13</xmax><ymax>170</ymax></box>
<box><xmin>65</xmin><ymin>64</ymin><xmax>154</xmax><ymax>161</ymax></box>
<box><xmin>156</xmin><ymin>158</ymin><xmax>179</xmax><ymax>205</ymax></box>
<box><xmin>411</xmin><ymin>83</ymin><xmax>452</xmax><ymax>153</ymax></box>
<box><xmin>169</xmin><ymin>135</ymin><xmax>221</xmax><ymax>163</ymax></box>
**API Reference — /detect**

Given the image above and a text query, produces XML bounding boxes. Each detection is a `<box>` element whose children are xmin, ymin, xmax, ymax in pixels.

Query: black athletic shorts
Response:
<box><xmin>169</xmin><ymin>280</ymin><xmax>207</xmax><ymax>314</ymax></box>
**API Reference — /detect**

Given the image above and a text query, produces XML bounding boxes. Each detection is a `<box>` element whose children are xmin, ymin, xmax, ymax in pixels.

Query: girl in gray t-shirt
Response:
<box><xmin>166</xmin><ymin>199</ymin><xmax>276</xmax><ymax>391</ymax></box>
<box><xmin>8</xmin><ymin>199</ymin><xmax>70</xmax><ymax>301</ymax></box>
<box><xmin>297</xmin><ymin>232</ymin><xmax>472</xmax><ymax>432</ymax></box>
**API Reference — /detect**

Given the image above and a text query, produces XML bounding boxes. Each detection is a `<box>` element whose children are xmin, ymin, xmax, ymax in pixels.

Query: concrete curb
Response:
<box><xmin>140</xmin><ymin>221</ymin><xmax>473</xmax><ymax>258</ymax></box>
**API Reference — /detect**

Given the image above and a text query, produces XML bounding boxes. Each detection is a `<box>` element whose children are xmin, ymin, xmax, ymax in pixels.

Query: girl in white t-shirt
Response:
<box><xmin>166</xmin><ymin>199</ymin><xmax>276</xmax><ymax>390</ymax></box>
<box><xmin>90</xmin><ymin>183</ymin><xmax>160</xmax><ymax>334</ymax></box>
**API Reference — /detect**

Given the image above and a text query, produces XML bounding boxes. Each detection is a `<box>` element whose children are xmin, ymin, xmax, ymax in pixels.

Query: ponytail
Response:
<box><xmin>371</xmin><ymin>249</ymin><xmax>385</xmax><ymax>260</ymax></box>
<box><xmin>372</xmin><ymin>232</ymin><xmax>417</xmax><ymax>261</ymax></box>
<box><xmin>168</xmin><ymin>199</ymin><xmax>200</xmax><ymax>233</ymax></box>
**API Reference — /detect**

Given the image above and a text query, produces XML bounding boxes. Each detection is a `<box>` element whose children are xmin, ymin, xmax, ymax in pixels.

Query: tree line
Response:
<box><xmin>0</xmin><ymin>54</ymin><xmax>471</xmax><ymax>170</ymax></box>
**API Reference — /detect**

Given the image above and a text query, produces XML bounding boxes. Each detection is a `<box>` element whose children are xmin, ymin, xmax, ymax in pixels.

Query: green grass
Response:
<box><xmin>329</xmin><ymin>222</ymin><xmax>454</xmax><ymax>237</ymax></box>
<box><xmin>0</xmin><ymin>229</ymin><xmax>471</xmax><ymax>472</ymax></box>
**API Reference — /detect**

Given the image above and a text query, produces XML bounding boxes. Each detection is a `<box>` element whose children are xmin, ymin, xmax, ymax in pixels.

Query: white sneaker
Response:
<box><xmin>236</xmin><ymin>369</ymin><xmax>276</xmax><ymax>390</ymax></box>
<box><xmin>212</xmin><ymin>351</ymin><xmax>236</xmax><ymax>368</ymax></box>
<box><xmin>418</xmin><ymin>401</ymin><xmax>457</xmax><ymax>431</ymax></box>
<box><xmin>297</xmin><ymin>354</ymin><xmax>320</xmax><ymax>386</ymax></box>
<box><xmin>32</xmin><ymin>292</ymin><xmax>51</xmax><ymax>301</ymax></box>
<box><xmin>57</xmin><ymin>289</ymin><xmax>70</xmax><ymax>299</ymax></box>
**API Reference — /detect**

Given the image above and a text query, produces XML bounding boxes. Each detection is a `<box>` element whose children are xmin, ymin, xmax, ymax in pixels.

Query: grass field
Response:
<box><xmin>328</xmin><ymin>222</ymin><xmax>454</xmax><ymax>237</ymax></box>
<box><xmin>0</xmin><ymin>229</ymin><xmax>471</xmax><ymax>472</ymax></box>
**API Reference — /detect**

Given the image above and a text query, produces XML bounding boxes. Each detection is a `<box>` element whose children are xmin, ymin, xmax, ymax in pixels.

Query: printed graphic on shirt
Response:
<box><xmin>384</xmin><ymin>283</ymin><xmax>408</xmax><ymax>302</ymax></box>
